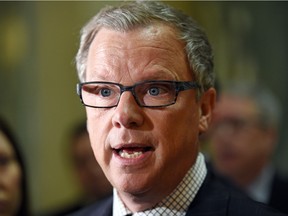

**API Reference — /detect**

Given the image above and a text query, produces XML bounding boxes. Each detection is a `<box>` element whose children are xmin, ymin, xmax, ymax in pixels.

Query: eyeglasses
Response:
<box><xmin>77</xmin><ymin>80</ymin><xmax>200</xmax><ymax>108</ymax></box>
<box><xmin>210</xmin><ymin>117</ymin><xmax>263</xmax><ymax>136</ymax></box>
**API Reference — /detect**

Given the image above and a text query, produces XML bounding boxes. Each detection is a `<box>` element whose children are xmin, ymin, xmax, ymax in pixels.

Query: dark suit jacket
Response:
<box><xmin>69</xmin><ymin>170</ymin><xmax>287</xmax><ymax>216</ymax></box>
<box><xmin>269</xmin><ymin>173</ymin><xmax>288</xmax><ymax>214</ymax></box>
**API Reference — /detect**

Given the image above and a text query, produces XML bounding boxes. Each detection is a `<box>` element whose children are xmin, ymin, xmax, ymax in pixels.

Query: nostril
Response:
<box><xmin>112</xmin><ymin>110</ymin><xmax>143</xmax><ymax>129</ymax></box>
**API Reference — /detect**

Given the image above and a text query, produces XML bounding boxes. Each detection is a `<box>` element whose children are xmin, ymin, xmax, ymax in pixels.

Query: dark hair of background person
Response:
<box><xmin>69</xmin><ymin>121</ymin><xmax>87</xmax><ymax>149</ymax></box>
<box><xmin>0</xmin><ymin>115</ymin><xmax>30</xmax><ymax>216</ymax></box>
<box><xmin>37</xmin><ymin>120</ymin><xmax>112</xmax><ymax>216</ymax></box>
<box><xmin>67</xmin><ymin>120</ymin><xmax>113</xmax><ymax>202</ymax></box>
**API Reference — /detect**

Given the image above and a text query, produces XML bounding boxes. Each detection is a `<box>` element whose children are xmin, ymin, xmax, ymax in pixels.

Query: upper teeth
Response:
<box><xmin>119</xmin><ymin>151</ymin><xmax>143</xmax><ymax>158</ymax></box>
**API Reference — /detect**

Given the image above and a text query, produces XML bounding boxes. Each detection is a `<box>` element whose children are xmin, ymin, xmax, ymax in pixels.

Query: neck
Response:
<box><xmin>118</xmin><ymin>169</ymin><xmax>188</xmax><ymax>212</ymax></box>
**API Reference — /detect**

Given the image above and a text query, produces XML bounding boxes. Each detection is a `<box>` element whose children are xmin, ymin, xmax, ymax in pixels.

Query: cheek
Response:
<box><xmin>236</xmin><ymin>132</ymin><xmax>258</xmax><ymax>152</ymax></box>
<box><xmin>152</xmin><ymin>107</ymin><xmax>199</xmax><ymax>150</ymax></box>
<box><xmin>6</xmin><ymin>162</ymin><xmax>21</xmax><ymax>186</ymax></box>
<box><xmin>5</xmin><ymin>163</ymin><xmax>22</xmax><ymax>214</ymax></box>
<box><xmin>87</xmin><ymin>124</ymin><xmax>107</xmax><ymax>161</ymax></box>
<box><xmin>86</xmin><ymin>109</ymin><xmax>109</xmax><ymax>143</ymax></box>
<box><xmin>86</xmin><ymin>110</ymin><xmax>112</xmax><ymax>166</ymax></box>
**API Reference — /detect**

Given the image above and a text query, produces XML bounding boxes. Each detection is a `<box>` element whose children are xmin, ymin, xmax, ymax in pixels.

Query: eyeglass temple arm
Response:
<box><xmin>177</xmin><ymin>81</ymin><xmax>200</xmax><ymax>91</ymax></box>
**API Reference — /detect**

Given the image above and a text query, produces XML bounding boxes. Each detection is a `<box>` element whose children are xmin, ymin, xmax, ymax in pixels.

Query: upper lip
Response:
<box><xmin>111</xmin><ymin>143</ymin><xmax>154</xmax><ymax>151</ymax></box>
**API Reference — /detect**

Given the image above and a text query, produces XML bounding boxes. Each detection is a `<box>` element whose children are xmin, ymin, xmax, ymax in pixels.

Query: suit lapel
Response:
<box><xmin>185</xmin><ymin>171</ymin><xmax>230</xmax><ymax>216</ymax></box>
<box><xmin>88</xmin><ymin>197</ymin><xmax>113</xmax><ymax>216</ymax></box>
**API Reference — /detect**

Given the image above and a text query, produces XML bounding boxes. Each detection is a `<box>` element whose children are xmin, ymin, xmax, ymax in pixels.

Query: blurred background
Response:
<box><xmin>1</xmin><ymin>1</ymin><xmax>288</xmax><ymax>214</ymax></box>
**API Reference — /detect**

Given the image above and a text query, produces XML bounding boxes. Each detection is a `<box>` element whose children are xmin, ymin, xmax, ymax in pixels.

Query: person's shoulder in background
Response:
<box><xmin>270</xmin><ymin>172</ymin><xmax>288</xmax><ymax>214</ymax></box>
<box><xmin>203</xmin><ymin>162</ymin><xmax>288</xmax><ymax>216</ymax></box>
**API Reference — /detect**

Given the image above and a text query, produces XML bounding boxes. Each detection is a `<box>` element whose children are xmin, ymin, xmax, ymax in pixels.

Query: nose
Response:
<box><xmin>112</xmin><ymin>92</ymin><xmax>145</xmax><ymax>128</ymax></box>
<box><xmin>211</xmin><ymin>123</ymin><xmax>236</xmax><ymax>146</ymax></box>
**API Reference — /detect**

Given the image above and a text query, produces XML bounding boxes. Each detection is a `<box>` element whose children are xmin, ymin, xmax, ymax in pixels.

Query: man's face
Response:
<box><xmin>209</xmin><ymin>95</ymin><xmax>274</xmax><ymax>179</ymax></box>
<box><xmin>84</xmin><ymin>24</ymin><xmax>213</xmax><ymax>200</ymax></box>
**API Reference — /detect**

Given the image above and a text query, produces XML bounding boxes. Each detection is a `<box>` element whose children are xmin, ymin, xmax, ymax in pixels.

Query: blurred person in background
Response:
<box><xmin>208</xmin><ymin>81</ymin><xmax>288</xmax><ymax>213</ymax></box>
<box><xmin>40</xmin><ymin>121</ymin><xmax>112</xmax><ymax>216</ymax></box>
<box><xmin>67</xmin><ymin>121</ymin><xmax>113</xmax><ymax>213</ymax></box>
<box><xmin>0</xmin><ymin>116</ymin><xmax>30</xmax><ymax>216</ymax></box>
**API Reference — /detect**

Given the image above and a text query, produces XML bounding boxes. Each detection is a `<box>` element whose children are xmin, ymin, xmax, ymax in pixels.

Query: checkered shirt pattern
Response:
<box><xmin>113</xmin><ymin>153</ymin><xmax>207</xmax><ymax>216</ymax></box>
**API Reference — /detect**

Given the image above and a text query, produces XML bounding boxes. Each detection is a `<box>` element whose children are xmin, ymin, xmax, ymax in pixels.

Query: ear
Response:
<box><xmin>199</xmin><ymin>88</ymin><xmax>216</xmax><ymax>134</ymax></box>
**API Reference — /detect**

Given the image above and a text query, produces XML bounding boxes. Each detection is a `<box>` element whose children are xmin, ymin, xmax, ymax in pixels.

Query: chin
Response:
<box><xmin>114</xmin><ymin>174</ymin><xmax>152</xmax><ymax>195</ymax></box>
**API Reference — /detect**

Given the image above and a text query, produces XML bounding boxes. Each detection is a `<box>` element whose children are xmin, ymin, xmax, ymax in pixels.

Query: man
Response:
<box><xmin>208</xmin><ymin>81</ymin><xmax>288</xmax><ymax>214</ymax></box>
<box><xmin>72</xmin><ymin>1</ymin><xmax>287</xmax><ymax>215</ymax></box>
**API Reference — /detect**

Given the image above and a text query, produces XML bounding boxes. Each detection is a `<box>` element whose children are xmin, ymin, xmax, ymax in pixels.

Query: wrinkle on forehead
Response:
<box><xmin>86</xmin><ymin>23</ymin><xmax>190</xmax><ymax>83</ymax></box>
<box><xmin>92</xmin><ymin>22</ymin><xmax>184</xmax><ymax>54</ymax></box>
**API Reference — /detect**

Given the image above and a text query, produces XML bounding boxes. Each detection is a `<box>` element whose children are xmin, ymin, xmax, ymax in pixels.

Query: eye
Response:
<box><xmin>82</xmin><ymin>84</ymin><xmax>117</xmax><ymax>98</ymax></box>
<box><xmin>0</xmin><ymin>155</ymin><xmax>11</xmax><ymax>167</ymax></box>
<box><xmin>100</xmin><ymin>88</ymin><xmax>112</xmax><ymax>97</ymax></box>
<box><xmin>146</xmin><ymin>83</ymin><xmax>172</xmax><ymax>96</ymax></box>
<box><xmin>148</xmin><ymin>87</ymin><xmax>160</xmax><ymax>96</ymax></box>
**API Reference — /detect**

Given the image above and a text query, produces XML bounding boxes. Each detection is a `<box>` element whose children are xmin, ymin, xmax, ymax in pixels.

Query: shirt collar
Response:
<box><xmin>113</xmin><ymin>153</ymin><xmax>207</xmax><ymax>216</ymax></box>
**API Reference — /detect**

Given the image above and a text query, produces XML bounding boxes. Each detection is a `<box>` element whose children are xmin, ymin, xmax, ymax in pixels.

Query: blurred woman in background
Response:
<box><xmin>0</xmin><ymin>116</ymin><xmax>30</xmax><ymax>216</ymax></box>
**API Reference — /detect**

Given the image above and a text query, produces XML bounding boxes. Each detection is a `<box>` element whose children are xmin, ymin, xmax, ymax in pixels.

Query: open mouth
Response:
<box><xmin>114</xmin><ymin>147</ymin><xmax>153</xmax><ymax>159</ymax></box>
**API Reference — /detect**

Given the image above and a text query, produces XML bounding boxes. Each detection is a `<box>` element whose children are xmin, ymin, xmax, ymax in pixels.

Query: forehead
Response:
<box><xmin>0</xmin><ymin>131</ymin><xmax>14</xmax><ymax>156</ymax></box>
<box><xmin>86</xmin><ymin>23</ymin><xmax>192</xmax><ymax>82</ymax></box>
<box><xmin>93</xmin><ymin>23</ymin><xmax>182</xmax><ymax>49</ymax></box>
<box><xmin>216</xmin><ymin>95</ymin><xmax>259</xmax><ymax>118</ymax></box>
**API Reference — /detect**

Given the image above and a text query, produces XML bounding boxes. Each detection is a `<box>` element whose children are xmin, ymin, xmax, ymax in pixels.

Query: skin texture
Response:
<box><xmin>71</xmin><ymin>132</ymin><xmax>112</xmax><ymax>202</ymax></box>
<box><xmin>209</xmin><ymin>94</ymin><xmax>276</xmax><ymax>187</ymax></box>
<box><xmin>0</xmin><ymin>131</ymin><xmax>22</xmax><ymax>216</ymax></box>
<box><xmin>85</xmin><ymin>23</ymin><xmax>215</xmax><ymax>212</ymax></box>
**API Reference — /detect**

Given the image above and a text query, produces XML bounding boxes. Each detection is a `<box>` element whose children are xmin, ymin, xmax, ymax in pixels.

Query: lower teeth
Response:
<box><xmin>119</xmin><ymin>151</ymin><xmax>143</xmax><ymax>158</ymax></box>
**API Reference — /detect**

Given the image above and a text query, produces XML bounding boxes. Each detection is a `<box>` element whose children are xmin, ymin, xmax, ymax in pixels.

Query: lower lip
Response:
<box><xmin>112</xmin><ymin>150</ymin><xmax>153</xmax><ymax>167</ymax></box>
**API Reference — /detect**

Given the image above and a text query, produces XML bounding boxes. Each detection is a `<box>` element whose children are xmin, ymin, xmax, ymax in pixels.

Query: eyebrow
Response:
<box><xmin>86</xmin><ymin>68</ymin><xmax>178</xmax><ymax>83</ymax></box>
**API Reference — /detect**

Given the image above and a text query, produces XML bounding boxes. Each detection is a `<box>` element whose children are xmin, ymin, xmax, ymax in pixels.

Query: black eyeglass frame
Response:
<box><xmin>76</xmin><ymin>80</ymin><xmax>200</xmax><ymax>108</ymax></box>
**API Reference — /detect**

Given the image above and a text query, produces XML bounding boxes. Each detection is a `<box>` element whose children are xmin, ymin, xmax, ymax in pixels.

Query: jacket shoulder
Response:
<box><xmin>269</xmin><ymin>173</ymin><xmax>288</xmax><ymax>213</ymax></box>
<box><xmin>67</xmin><ymin>196</ymin><xmax>113</xmax><ymax>216</ymax></box>
<box><xmin>186</xmin><ymin>169</ymin><xmax>288</xmax><ymax>216</ymax></box>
